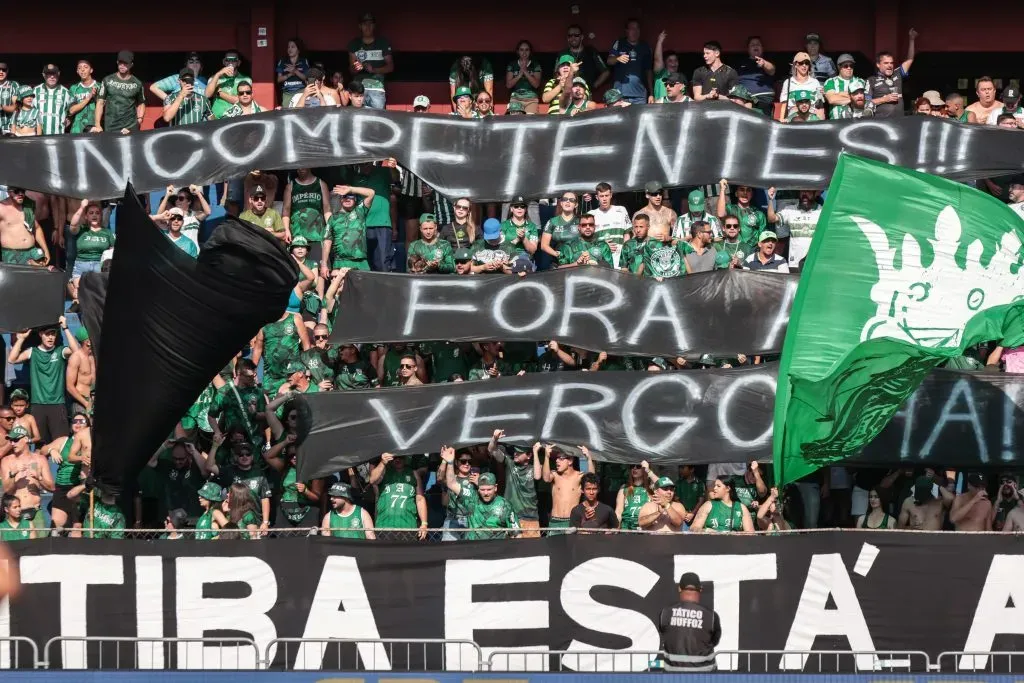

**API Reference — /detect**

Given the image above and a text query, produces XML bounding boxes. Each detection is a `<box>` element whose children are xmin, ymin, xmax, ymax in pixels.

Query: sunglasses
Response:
<box><xmin>237</xmin><ymin>452</ymin><xmax>253</xmax><ymax>457</ymax></box>
<box><xmin>630</xmin><ymin>464</ymin><xmax>644</xmax><ymax>469</ymax></box>
<box><xmin>458</xmin><ymin>458</ymin><xmax>473</xmax><ymax>464</ymax></box>
<box><xmin>725</xmin><ymin>223</ymin><xmax>740</xmax><ymax>229</ymax></box>
<box><xmin>560</xmin><ymin>197</ymin><xmax>577</xmax><ymax>203</ymax></box>
<box><xmin>241</xmin><ymin>372</ymin><xmax>257</xmax><ymax>379</ymax></box>
<box><xmin>0</xmin><ymin>416</ymin><xmax>14</xmax><ymax>421</ymax></box>
<box><xmin>476</xmin><ymin>98</ymin><xmax>491</xmax><ymax>104</ymax></box>
<box><xmin>796</xmin><ymin>60</ymin><xmax>811</xmax><ymax>66</ymax></box>
<box><xmin>237</xmin><ymin>90</ymin><xmax>252</xmax><ymax>95</ymax></box>
<box><xmin>400</xmin><ymin>363</ymin><xmax>416</xmax><ymax>369</ymax></box>
<box><xmin>314</xmin><ymin>334</ymin><xmax>329</xmax><ymax>340</ymax></box>
<box><xmin>72</xmin><ymin>419</ymin><xmax>88</xmax><ymax>425</ymax></box>
<box><xmin>455</xmin><ymin>204</ymin><xmax>470</xmax><ymax>210</ymax></box>
<box><xmin>580</xmin><ymin>222</ymin><xmax>595</xmax><ymax>227</ymax></box>
<box><xmin>511</xmin><ymin>203</ymin><xmax>526</xmax><ymax>209</ymax></box>
<box><xmin>252</xmin><ymin>197</ymin><xmax>266</xmax><ymax>202</ymax></box>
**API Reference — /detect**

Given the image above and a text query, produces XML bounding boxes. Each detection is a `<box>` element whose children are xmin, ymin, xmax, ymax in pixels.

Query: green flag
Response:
<box><xmin>774</xmin><ymin>154</ymin><xmax>1024</xmax><ymax>485</ymax></box>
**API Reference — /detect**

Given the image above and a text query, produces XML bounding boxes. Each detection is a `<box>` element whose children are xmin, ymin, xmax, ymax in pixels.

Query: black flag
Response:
<box><xmin>80</xmin><ymin>186</ymin><xmax>298</xmax><ymax>495</ymax></box>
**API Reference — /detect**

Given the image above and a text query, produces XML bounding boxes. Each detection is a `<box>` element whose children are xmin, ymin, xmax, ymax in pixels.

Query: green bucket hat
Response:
<box><xmin>17</xmin><ymin>86</ymin><xmax>34</xmax><ymax>101</ymax></box>
<box><xmin>74</xmin><ymin>327</ymin><xmax>90</xmax><ymax>343</ymax></box>
<box><xmin>452</xmin><ymin>86</ymin><xmax>472</xmax><ymax>102</ymax></box>
<box><xmin>198</xmin><ymin>481</ymin><xmax>224</xmax><ymax>502</ymax></box>
<box><xmin>289</xmin><ymin>235</ymin><xmax>309</xmax><ymax>248</ymax></box>
<box><xmin>728</xmin><ymin>84</ymin><xmax>754</xmax><ymax>102</ymax></box>
<box><xmin>603</xmin><ymin>88</ymin><xmax>623</xmax><ymax>105</ymax></box>
<box><xmin>328</xmin><ymin>481</ymin><xmax>353</xmax><ymax>500</ymax></box>
<box><xmin>556</xmin><ymin>54</ymin><xmax>575</xmax><ymax>68</ymax></box>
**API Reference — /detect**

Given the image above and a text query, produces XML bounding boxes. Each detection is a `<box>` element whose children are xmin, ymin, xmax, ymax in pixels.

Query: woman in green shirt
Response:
<box><xmin>195</xmin><ymin>481</ymin><xmax>228</xmax><ymax>540</ymax></box>
<box><xmin>449</xmin><ymin>55</ymin><xmax>493</xmax><ymax>108</ymax></box>
<box><xmin>67</xmin><ymin>198</ymin><xmax>115</xmax><ymax>305</ymax></box>
<box><xmin>689</xmin><ymin>478</ymin><xmax>754</xmax><ymax>533</ymax></box>
<box><xmin>264</xmin><ymin>432</ymin><xmax>321</xmax><ymax>527</ymax></box>
<box><xmin>0</xmin><ymin>495</ymin><xmax>35</xmax><ymax>541</ymax></box>
<box><xmin>540</xmin><ymin>192</ymin><xmax>581</xmax><ymax>263</ymax></box>
<box><xmin>616</xmin><ymin>465</ymin><xmax>654</xmax><ymax>530</ymax></box>
<box><xmin>505</xmin><ymin>41</ymin><xmax>542</xmax><ymax>114</ymax></box>
<box><xmin>224</xmin><ymin>482</ymin><xmax>261</xmax><ymax>539</ymax></box>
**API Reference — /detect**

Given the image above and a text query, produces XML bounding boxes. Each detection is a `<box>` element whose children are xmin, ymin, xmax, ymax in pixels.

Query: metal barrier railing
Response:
<box><xmin>264</xmin><ymin>637</ymin><xmax>483</xmax><ymax>671</ymax></box>
<box><xmin>0</xmin><ymin>636</ymin><xmax>41</xmax><ymax>670</ymax></box>
<box><xmin>486</xmin><ymin>649</ymin><xmax>661</xmax><ymax>672</ymax></box>
<box><xmin>712</xmin><ymin>649</ymin><xmax>932</xmax><ymax>673</ymax></box>
<box><xmin>42</xmin><ymin>637</ymin><xmax>261</xmax><ymax>670</ymax></box>
<box><xmin>937</xmin><ymin>651</ymin><xmax>1024</xmax><ymax>672</ymax></box>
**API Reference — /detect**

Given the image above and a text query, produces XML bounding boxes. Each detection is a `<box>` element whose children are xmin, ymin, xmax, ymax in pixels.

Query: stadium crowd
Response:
<box><xmin>1</xmin><ymin>14</ymin><xmax>1024</xmax><ymax>541</ymax></box>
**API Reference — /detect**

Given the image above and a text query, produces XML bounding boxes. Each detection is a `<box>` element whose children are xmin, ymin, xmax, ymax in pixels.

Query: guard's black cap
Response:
<box><xmin>678</xmin><ymin>572</ymin><xmax>702</xmax><ymax>591</ymax></box>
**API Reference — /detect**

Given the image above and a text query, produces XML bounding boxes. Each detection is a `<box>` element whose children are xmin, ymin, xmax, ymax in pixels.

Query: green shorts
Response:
<box><xmin>331</xmin><ymin>258</ymin><xmax>370</xmax><ymax>271</ymax></box>
<box><xmin>2</xmin><ymin>246</ymin><xmax>43</xmax><ymax>265</ymax></box>
<box><xmin>547</xmin><ymin>516</ymin><xmax>571</xmax><ymax>536</ymax></box>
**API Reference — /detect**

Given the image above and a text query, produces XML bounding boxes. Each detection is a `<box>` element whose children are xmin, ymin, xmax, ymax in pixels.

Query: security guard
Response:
<box><xmin>658</xmin><ymin>572</ymin><xmax>722</xmax><ymax>672</ymax></box>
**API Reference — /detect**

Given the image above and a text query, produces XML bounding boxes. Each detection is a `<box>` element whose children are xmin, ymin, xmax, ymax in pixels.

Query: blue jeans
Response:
<box><xmin>364</xmin><ymin>89</ymin><xmax>386</xmax><ymax>110</ymax></box>
<box><xmin>442</xmin><ymin>516</ymin><xmax>467</xmax><ymax>542</ymax></box>
<box><xmin>366</xmin><ymin>227</ymin><xmax>394</xmax><ymax>272</ymax></box>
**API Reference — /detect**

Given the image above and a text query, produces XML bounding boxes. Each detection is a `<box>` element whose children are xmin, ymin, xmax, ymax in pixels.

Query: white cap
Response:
<box><xmin>412</xmin><ymin>95</ymin><xmax>431</xmax><ymax>109</ymax></box>
<box><xmin>167</xmin><ymin>207</ymin><xmax>185</xmax><ymax>218</ymax></box>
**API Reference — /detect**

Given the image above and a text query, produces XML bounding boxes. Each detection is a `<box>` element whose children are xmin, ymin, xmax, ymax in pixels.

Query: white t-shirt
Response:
<box><xmin>779</xmin><ymin>76</ymin><xmax>825</xmax><ymax>110</ymax></box>
<box><xmin>587</xmin><ymin>205</ymin><xmax>631</xmax><ymax>247</ymax></box>
<box><xmin>986</xmin><ymin>105</ymin><xmax>1024</xmax><ymax>125</ymax></box>
<box><xmin>288</xmin><ymin>91</ymin><xmax>339</xmax><ymax>108</ymax></box>
<box><xmin>774</xmin><ymin>204</ymin><xmax>822</xmax><ymax>267</ymax></box>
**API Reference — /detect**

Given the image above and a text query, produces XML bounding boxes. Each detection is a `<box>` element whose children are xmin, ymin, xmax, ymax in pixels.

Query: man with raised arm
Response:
<box><xmin>542</xmin><ymin>444</ymin><xmax>593</xmax><ymax>533</ymax></box>
<box><xmin>368</xmin><ymin>453</ymin><xmax>428</xmax><ymax>540</ymax></box>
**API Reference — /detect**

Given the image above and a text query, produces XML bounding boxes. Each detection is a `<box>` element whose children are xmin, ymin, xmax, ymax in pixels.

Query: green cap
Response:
<box><xmin>74</xmin><ymin>327</ymin><xmax>90</xmax><ymax>343</ymax></box>
<box><xmin>198</xmin><ymin>481</ymin><xmax>225</xmax><ymax>502</ymax></box>
<box><xmin>603</xmin><ymin>88</ymin><xmax>623</xmax><ymax>105</ymax></box>
<box><xmin>453</xmin><ymin>248</ymin><xmax>472</xmax><ymax>261</ymax></box>
<box><xmin>289</xmin><ymin>235</ymin><xmax>309</xmax><ymax>248</ymax></box>
<box><xmin>418</xmin><ymin>213</ymin><xmax>437</xmax><ymax>225</ymax></box>
<box><xmin>6</xmin><ymin>425</ymin><xmax>29</xmax><ymax>441</ymax></box>
<box><xmin>285</xmin><ymin>359</ymin><xmax>307</xmax><ymax>375</ymax></box>
<box><xmin>453</xmin><ymin>85</ymin><xmax>472</xmax><ymax>101</ymax></box>
<box><xmin>9</xmin><ymin>388</ymin><xmax>29</xmax><ymax>402</ymax></box>
<box><xmin>16</xmin><ymin>86</ymin><xmax>33</xmax><ymax>101</ymax></box>
<box><xmin>688</xmin><ymin>189</ymin><xmax>706</xmax><ymax>211</ymax></box>
<box><xmin>758</xmin><ymin>230</ymin><xmax>779</xmax><ymax>242</ymax></box>
<box><xmin>728</xmin><ymin>84</ymin><xmax>754</xmax><ymax>102</ymax></box>
<box><xmin>478</xmin><ymin>472</ymin><xmax>497</xmax><ymax>486</ymax></box>
<box><xmin>655</xmin><ymin>476</ymin><xmax>676</xmax><ymax>489</ymax></box>
<box><xmin>849</xmin><ymin>78</ymin><xmax>867</xmax><ymax>93</ymax></box>
<box><xmin>792</xmin><ymin>89</ymin><xmax>816</xmax><ymax>102</ymax></box>
<box><xmin>556</xmin><ymin>54</ymin><xmax>575</xmax><ymax>67</ymax></box>
<box><xmin>506</xmin><ymin>101</ymin><xmax>526</xmax><ymax>113</ymax></box>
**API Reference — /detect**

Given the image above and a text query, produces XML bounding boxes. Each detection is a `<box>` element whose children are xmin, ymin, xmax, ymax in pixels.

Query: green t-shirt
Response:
<box><xmin>211</xmin><ymin>73</ymin><xmax>251</xmax><ymax>119</ymax></box>
<box><xmin>619</xmin><ymin>485</ymin><xmax>650</xmax><ymax>530</ymax></box>
<box><xmin>69</xmin><ymin>81</ymin><xmax>100</xmax><ymax>133</ymax></box>
<box><xmin>507</xmin><ymin>60</ymin><xmax>543</xmax><ymax>97</ymax></box>
<box><xmin>466</xmin><ymin>495</ymin><xmax>519</xmax><ymax>540</ymax></box>
<box><xmin>408</xmin><ymin>239</ymin><xmax>455</xmax><ymax>273</ymax></box>
<box><xmin>182</xmin><ymin>383</ymin><xmax>216</xmax><ymax>434</ymax></box>
<box><xmin>326</xmin><ymin>204</ymin><xmax>369</xmax><ymax>265</ymax></box>
<box><xmin>0</xmin><ymin>518</ymin><xmax>32</xmax><ymax>541</ymax></box>
<box><xmin>300</xmin><ymin>347</ymin><xmax>337</xmax><ymax>385</ymax></box>
<box><xmin>328</xmin><ymin>507</ymin><xmax>368</xmax><ymax>538</ymax></box>
<box><xmin>336</xmin><ymin>360</ymin><xmax>377</xmax><ymax>390</ymax></box>
<box><xmin>211</xmin><ymin>383</ymin><xmax>267</xmax><ymax>447</ymax></box>
<box><xmin>98</xmin><ymin>73</ymin><xmax>145</xmax><ymax>131</ymax></box>
<box><xmin>543</xmin><ymin>215</ymin><xmax>579</xmax><ymax>252</ymax></box>
<box><xmin>55</xmin><ymin>435</ymin><xmax>80</xmax><ymax>487</ymax></box>
<box><xmin>713</xmin><ymin>239</ymin><xmax>752</xmax><ymax>269</ymax></box>
<box><xmin>619</xmin><ymin>236</ymin><xmax>647</xmax><ymax>274</ymax></box>
<box><xmin>725</xmin><ymin>204</ymin><xmax>767</xmax><ymax>246</ymax></box>
<box><xmin>499</xmin><ymin>219</ymin><xmax>539</xmax><ymax>256</ymax></box>
<box><xmin>0</xmin><ymin>79</ymin><xmax>20</xmax><ymax>133</ymax></box>
<box><xmin>557</xmin><ymin>236</ymin><xmax>613</xmax><ymax>268</ymax></box>
<box><xmin>90</xmin><ymin>500</ymin><xmax>126</xmax><ymax>538</ymax></box>
<box><xmin>447</xmin><ymin>475</ymin><xmax>476</xmax><ymax>520</ymax></box>
<box><xmin>641</xmin><ymin>239</ymin><xmax>688</xmax><ymax>279</ymax></box>
<box><xmin>239</xmin><ymin>209</ymin><xmax>285</xmax><ymax>235</ymax></box>
<box><xmin>347</xmin><ymin>37</ymin><xmax>393</xmax><ymax>90</ymax></box>
<box><xmin>449</xmin><ymin>59</ymin><xmax>494</xmax><ymax>88</ymax></box>
<box><xmin>195</xmin><ymin>510</ymin><xmax>219</xmax><ymax>540</ymax></box>
<box><xmin>288</xmin><ymin>178</ymin><xmax>326</xmax><ymax>243</ymax></box>
<box><xmin>344</xmin><ymin>167</ymin><xmax>393</xmax><ymax>227</ymax></box>
<box><xmin>676</xmin><ymin>477</ymin><xmax>705</xmax><ymax>513</ymax></box>
<box><xmin>30</xmin><ymin>344</ymin><xmax>67</xmax><ymax>405</ymax></box>
<box><xmin>262</xmin><ymin>316</ymin><xmax>303</xmax><ymax>381</ymax></box>
<box><xmin>375</xmin><ymin>467</ymin><xmax>419</xmax><ymax>529</ymax></box>
<box><xmin>421</xmin><ymin>341</ymin><xmax>472</xmax><ymax>383</ymax></box>
<box><xmin>704</xmin><ymin>499</ymin><xmax>744</xmax><ymax>533</ymax></box>
<box><xmin>218</xmin><ymin>466</ymin><xmax>272</xmax><ymax>506</ymax></box>
<box><xmin>75</xmin><ymin>228</ymin><xmax>116</xmax><ymax>262</ymax></box>
<box><xmin>495</xmin><ymin>448</ymin><xmax>538</xmax><ymax>519</ymax></box>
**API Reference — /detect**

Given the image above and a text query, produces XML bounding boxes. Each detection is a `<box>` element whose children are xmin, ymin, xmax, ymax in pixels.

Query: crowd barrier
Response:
<box><xmin>0</xmin><ymin>637</ymin><xmax>1019</xmax><ymax>672</ymax></box>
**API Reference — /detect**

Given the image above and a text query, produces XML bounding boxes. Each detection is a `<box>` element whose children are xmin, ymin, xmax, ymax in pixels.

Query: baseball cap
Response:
<box><xmin>167</xmin><ymin>207</ymin><xmax>185</xmax><ymax>218</ymax></box>
<box><xmin>510</xmin><ymin>253</ymin><xmax>536</xmax><ymax>274</ymax></box>
<box><xmin>678</xmin><ymin>572</ymin><xmax>702</xmax><ymax>591</ymax></box>
<box><xmin>285</xmin><ymin>359</ymin><xmax>307</xmax><ymax>376</ymax></box>
<box><xmin>178</xmin><ymin>68</ymin><xmax>195</xmax><ymax>81</ymax></box>
<box><xmin>913</xmin><ymin>476</ymin><xmax>936</xmax><ymax>504</ymax></box>
<box><xmin>186</xmin><ymin>51</ymin><xmax>201</xmax><ymax>62</ymax></box>
<box><xmin>418</xmin><ymin>212</ymin><xmax>436</xmax><ymax>225</ymax></box>
<box><xmin>42</xmin><ymin>64</ymin><xmax>60</xmax><ymax>75</ymax></box>
<box><xmin>289</xmin><ymin>235</ymin><xmax>309</xmax><ymax>248</ymax></box>
<box><xmin>412</xmin><ymin>95</ymin><xmax>431</xmax><ymax>109</ymax></box>
<box><xmin>792</xmin><ymin>89</ymin><xmax>816</xmax><ymax>102</ymax></box>
<box><xmin>328</xmin><ymin>481</ymin><xmax>353</xmax><ymax>499</ymax></box>
<box><xmin>758</xmin><ymin>230</ymin><xmax>778</xmax><ymax>242</ymax></box>
<box><xmin>223</xmin><ymin>51</ymin><xmax>240</xmax><ymax>62</ymax></box>
<box><xmin>571</xmin><ymin>76</ymin><xmax>587</xmax><ymax>87</ymax></box>
<box><xmin>921</xmin><ymin>90</ymin><xmax>944</xmax><ymax>106</ymax></box>
<box><xmin>478</xmin><ymin>472</ymin><xmax>497</xmax><ymax>486</ymax></box>
<box><xmin>510</xmin><ymin>195</ymin><xmax>527</xmax><ymax>207</ymax></box>
<box><xmin>453</xmin><ymin>248</ymin><xmax>473</xmax><ymax>262</ymax></box>
<box><xmin>805</xmin><ymin>33</ymin><xmax>821</xmax><ymax>43</ymax></box>
<box><xmin>662</xmin><ymin>74</ymin><xmax>682</xmax><ymax>86</ymax></box>
<box><xmin>358</xmin><ymin>11</ymin><xmax>375</xmax><ymax>22</ymax></box>
<box><xmin>452</xmin><ymin>85</ymin><xmax>472</xmax><ymax>101</ymax></box>
<box><xmin>655</xmin><ymin>476</ymin><xmax>675</xmax><ymax>489</ymax></box>
<box><xmin>1003</xmin><ymin>87</ymin><xmax>1021</xmax><ymax>104</ymax></box>
<box><xmin>837</xmin><ymin>53</ymin><xmax>855</xmax><ymax>66</ymax></box>
<box><xmin>117</xmin><ymin>50</ymin><xmax>134</xmax><ymax>64</ymax></box>
<box><xmin>645</xmin><ymin>181</ymin><xmax>663</xmax><ymax>195</ymax></box>
<box><xmin>967</xmin><ymin>472</ymin><xmax>986</xmax><ymax>488</ymax></box>
<box><xmin>556</xmin><ymin>54</ymin><xmax>575</xmax><ymax>67</ymax></box>
<box><xmin>792</xmin><ymin>51</ymin><xmax>811</xmax><ymax>64</ymax></box>
<box><xmin>16</xmin><ymin>86</ymin><xmax>33</xmax><ymax>101</ymax></box>
<box><xmin>483</xmin><ymin>218</ymin><xmax>501</xmax><ymax>241</ymax></box>
<box><xmin>198</xmin><ymin>481</ymin><xmax>225</xmax><ymax>502</ymax></box>
<box><xmin>603</xmin><ymin>88</ymin><xmax>623</xmax><ymax>105</ymax></box>
<box><xmin>849</xmin><ymin>78</ymin><xmax>867</xmax><ymax>93</ymax></box>
<box><xmin>6</xmin><ymin>425</ymin><xmax>29</xmax><ymax>442</ymax></box>
<box><xmin>74</xmin><ymin>327</ymin><xmax>89</xmax><ymax>343</ymax></box>
<box><xmin>252</xmin><ymin>185</ymin><xmax>267</xmax><ymax>198</ymax></box>
<box><xmin>687</xmin><ymin>189</ymin><xmax>706</xmax><ymax>212</ymax></box>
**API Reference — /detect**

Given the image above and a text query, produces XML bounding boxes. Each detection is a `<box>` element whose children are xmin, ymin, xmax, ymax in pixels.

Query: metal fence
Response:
<box><xmin>937</xmin><ymin>651</ymin><xmax>1024</xmax><ymax>673</ymax></box>
<box><xmin>712</xmin><ymin>650</ymin><xmax>932</xmax><ymax>673</ymax></box>
<box><xmin>486</xmin><ymin>649</ymin><xmax>661</xmax><ymax>672</ymax></box>
<box><xmin>265</xmin><ymin>638</ymin><xmax>483</xmax><ymax>671</ymax></box>
<box><xmin>42</xmin><ymin>637</ymin><xmax>261</xmax><ymax>670</ymax></box>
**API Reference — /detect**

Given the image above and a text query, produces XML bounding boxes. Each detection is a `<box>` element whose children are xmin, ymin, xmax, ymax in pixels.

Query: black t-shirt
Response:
<box><xmin>691</xmin><ymin>64</ymin><xmax>739</xmax><ymax>97</ymax></box>
<box><xmin>440</xmin><ymin>223</ymin><xmax>475</xmax><ymax>250</ymax></box>
<box><xmin>867</xmin><ymin>70</ymin><xmax>905</xmax><ymax>118</ymax></box>
<box><xmin>569</xmin><ymin>501</ymin><xmax>618</xmax><ymax>530</ymax></box>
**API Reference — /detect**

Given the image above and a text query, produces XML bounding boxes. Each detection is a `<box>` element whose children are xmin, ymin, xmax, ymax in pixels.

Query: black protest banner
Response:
<box><xmin>6</xmin><ymin>533</ymin><xmax>1021</xmax><ymax>672</ymax></box>
<box><xmin>0</xmin><ymin>104</ymin><xmax>1018</xmax><ymax>201</ymax></box>
<box><xmin>332</xmin><ymin>269</ymin><xmax>797</xmax><ymax>358</ymax></box>
<box><xmin>84</xmin><ymin>187</ymin><xmax>298</xmax><ymax>495</ymax></box>
<box><xmin>0</xmin><ymin>264</ymin><xmax>65</xmax><ymax>333</ymax></box>
<box><xmin>296</xmin><ymin>367</ymin><xmax>1024</xmax><ymax>476</ymax></box>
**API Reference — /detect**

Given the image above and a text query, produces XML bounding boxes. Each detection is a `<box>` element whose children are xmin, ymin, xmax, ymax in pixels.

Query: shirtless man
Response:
<box><xmin>949</xmin><ymin>473</ymin><xmax>994</xmax><ymax>531</ymax></box>
<box><xmin>66</xmin><ymin>328</ymin><xmax>96</xmax><ymax>415</ymax></box>
<box><xmin>966</xmin><ymin>77</ymin><xmax>1002</xmax><ymax>125</ymax></box>
<box><xmin>898</xmin><ymin>474</ymin><xmax>953</xmax><ymax>530</ymax></box>
<box><xmin>993</xmin><ymin>475</ymin><xmax>1024</xmax><ymax>531</ymax></box>
<box><xmin>0</xmin><ymin>425</ymin><xmax>55</xmax><ymax>531</ymax></box>
<box><xmin>8</xmin><ymin>389</ymin><xmax>40</xmax><ymax>446</ymax></box>
<box><xmin>635</xmin><ymin>181</ymin><xmax>677</xmax><ymax>236</ymax></box>
<box><xmin>637</xmin><ymin>476</ymin><xmax>687</xmax><ymax>533</ymax></box>
<box><xmin>542</xmin><ymin>444</ymin><xmax>593</xmax><ymax>533</ymax></box>
<box><xmin>0</xmin><ymin>187</ymin><xmax>50</xmax><ymax>266</ymax></box>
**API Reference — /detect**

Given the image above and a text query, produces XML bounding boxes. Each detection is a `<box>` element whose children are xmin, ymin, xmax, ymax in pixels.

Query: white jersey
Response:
<box><xmin>588</xmin><ymin>205</ymin><xmax>631</xmax><ymax>268</ymax></box>
<box><xmin>773</xmin><ymin>203</ymin><xmax>822</xmax><ymax>267</ymax></box>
